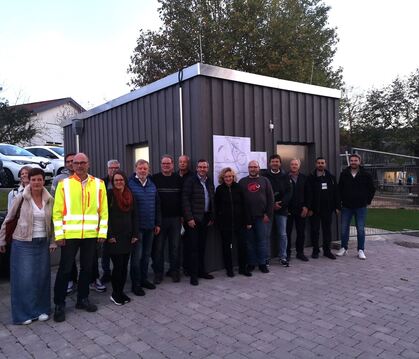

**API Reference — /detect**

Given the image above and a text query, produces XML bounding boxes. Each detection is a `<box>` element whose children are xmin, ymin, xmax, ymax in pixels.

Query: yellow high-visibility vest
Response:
<box><xmin>53</xmin><ymin>174</ymin><xmax>108</xmax><ymax>240</ymax></box>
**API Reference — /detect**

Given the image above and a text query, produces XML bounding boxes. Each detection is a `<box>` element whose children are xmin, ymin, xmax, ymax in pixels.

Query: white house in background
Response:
<box><xmin>13</xmin><ymin>97</ymin><xmax>85</xmax><ymax>146</ymax></box>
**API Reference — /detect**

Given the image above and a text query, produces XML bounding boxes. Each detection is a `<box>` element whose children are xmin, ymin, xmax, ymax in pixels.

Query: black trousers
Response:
<box><xmin>286</xmin><ymin>213</ymin><xmax>306</xmax><ymax>256</ymax></box>
<box><xmin>110</xmin><ymin>253</ymin><xmax>130</xmax><ymax>298</ymax></box>
<box><xmin>219</xmin><ymin>228</ymin><xmax>247</xmax><ymax>272</ymax></box>
<box><xmin>184</xmin><ymin>214</ymin><xmax>210</xmax><ymax>279</ymax></box>
<box><xmin>310</xmin><ymin>211</ymin><xmax>333</xmax><ymax>253</ymax></box>
<box><xmin>54</xmin><ymin>238</ymin><xmax>97</xmax><ymax>305</ymax></box>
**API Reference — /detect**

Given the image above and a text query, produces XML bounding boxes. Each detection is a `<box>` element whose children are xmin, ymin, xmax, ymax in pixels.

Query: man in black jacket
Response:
<box><xmin>306</xmin><ymin>157</ymin><xmax>340</xmax><ymax>260</ymax></box>
<box><xmin>263</xmin><ymin>154</ymin><xmax>292</xmax><ymax>266</ymax></box>
<box><xmin>182</xmin><ymin>159</ymin><xmax>215</xmax><ymax>286</ymax></box>
<box><xmin>337</xmin><ymin>154</ymin><xmax>375</xmax><ymax>260</ymax></box>
<box><xmin>286</xmin><ymin>159</ymin><xmax>309</xmax><ymax>262</ymax></box>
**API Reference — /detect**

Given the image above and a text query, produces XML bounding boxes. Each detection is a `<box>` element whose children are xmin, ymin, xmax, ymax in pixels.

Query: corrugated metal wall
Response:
<box><xmin>63</xmin><ymin>74</ymin><xmax>339</xmax><ymax>271</ymax></box>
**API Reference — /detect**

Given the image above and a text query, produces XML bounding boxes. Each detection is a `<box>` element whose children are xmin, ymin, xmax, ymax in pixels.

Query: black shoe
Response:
<box><xmin>247</xmin><ymin>265</ymin><xmax>255</xmax><ymax>272</ymax></box>
<box><xmin>132</xmin><ymin>286</ymin><xmax>145</xmax><ymax>296</ymax></box>
<box><xmin>311</xmin><ymin>251</ymin><xmax>319</xmax><ymax>259</ymax></box>
<box><xmin>75</xmin><ymin>298</ymin><xmax>97</xmax><ymax>312</ymax></box>
<box><xmin>141</xmin><ymin>280</ymin><xmax>156</xmax><ymax>290</ymax></box>
<box><xmin>199</xmin><ymin>273</ymin><xmax>214</xmax><ymax>280</ymax></box>
<box><xmin>280</xmin><ymin>258</ymin><xmax>289</xmax><ymax>267</ymax></box>
<box><xmin>296</xmin><ymin>253</ymin><xmax>309</xmax><ymax>262</ymax></box>
<box><xmin>259</xmin><ymin>264</ymin><xmax>269</xmax><ymax>273</ymax></box>
<box><xmin>171</xmin><ymin>271</ymin><xmax>181</xmax><ymax>283</ymax></box>
<box><xmin>190</xmin><ymin>277</ymin><xmax>199</xmax><ymax>286</ymax></box>
<box><xmin>324</xmin><ymin>251</ymin><xmax>337</xmax><ymax>260</ymax></box>
<box><xmin>121</xmin><ymin>293</ymin><xmax>131</xmax><ymax>304</ymax></box>
<box><xmin>100</xmin><ymin>272</ymin><xmax>111</xmax><ymax>283</ymax></box>
<box><xmin>238</xmin><ymin>269</ymin><xmax>252</xmax><ymax>277</ymax></box>
<box><xmin>53</xmin><ymin>304</ymin><xmax>66</xmax><ymax>322</ymax></box>
<box><xmin>153</xmin><ymin>273</ymin><xmax>163</xmax><ymax>285</ymax></box>
<box><xmin>226</xmin><ymin>269</ymin><xmax>234</xmax><ymax>277</ymax></box>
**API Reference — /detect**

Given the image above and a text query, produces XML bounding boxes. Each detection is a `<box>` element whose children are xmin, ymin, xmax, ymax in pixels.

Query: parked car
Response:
<box><xmin>25</xmin><ymin>145</ymin><xmax>65</xmax><ymax>176</ymax></box>
<box><xmin>0</xmin><ymin>143</ymin><xmax>54</xmax><ymax>187</ymax></box>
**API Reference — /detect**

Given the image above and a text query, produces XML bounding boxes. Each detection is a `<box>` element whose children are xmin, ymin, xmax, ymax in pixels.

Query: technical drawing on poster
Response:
<box><xmin>213</xmin><ymin>135</ymin><xmax>267</xmax><ymax>185</ymax></box>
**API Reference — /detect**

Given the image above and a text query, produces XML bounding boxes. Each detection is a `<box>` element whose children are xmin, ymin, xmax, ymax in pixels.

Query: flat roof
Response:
<box><xmin>64</xmin><ymin>63</ymin><xmax>341</xmax><ymax>127</ymax></box>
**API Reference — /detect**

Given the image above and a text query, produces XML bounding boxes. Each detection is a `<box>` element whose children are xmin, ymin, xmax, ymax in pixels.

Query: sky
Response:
<box><xmin>0</xmin><ymin>0</ymin><xmax>418</xmax><ymax>110</ymax></box>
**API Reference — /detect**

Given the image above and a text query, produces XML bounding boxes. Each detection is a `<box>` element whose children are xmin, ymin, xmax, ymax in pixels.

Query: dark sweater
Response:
<box><xmin>262</xmin><ymin>169</ymin><xmax>293</xmax><ymax>216</ymax></box>
<box><xmin>306</xmin><ymin>169</ymin><xmax>341</xmax><ymax>214</ymax></box>
<box><xmin>214</xmin><ymin>182</ymin><xmax>250</xmax><ymax>230</ymax></box>
<box><xmin>339</xmin><ymin>166</ymin><xmax>376</xmax><ymax>208</ymax></box>
<box><xmin>106</xmin><ymin>190</ymin><xmax>139</xmax><ymax>255</ymax></box>
<box><xmin>152</xmin><ymin>172</ymin><xmax>182</xmax><ymax>217</ymax></box>
<box><xmin>238</xmin><ymin>176</ymin><xmax>274</xmax><ymax>221</ymax></box>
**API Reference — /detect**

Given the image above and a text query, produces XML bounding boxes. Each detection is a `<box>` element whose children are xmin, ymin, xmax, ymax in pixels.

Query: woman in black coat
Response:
<box><xmin>106</xmin><ymin>171</ymin><xmax>138</xmax><ymax>305</ymax></box>
<box><xmin>215</xmin><ymin>167</ymin><xmax>251</xmax><ymax>277</ymax></box>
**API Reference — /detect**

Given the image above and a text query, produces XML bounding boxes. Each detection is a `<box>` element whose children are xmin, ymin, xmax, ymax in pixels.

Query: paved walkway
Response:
<box><xmin>1</xmin><ymin>234</ymin><xmax>419</xmax><ymax>358</ymax></box>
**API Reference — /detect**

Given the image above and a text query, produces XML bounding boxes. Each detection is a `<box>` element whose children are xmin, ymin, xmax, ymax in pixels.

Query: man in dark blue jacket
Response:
<box><xmin>306</xmin><ymin>157</ymin><xmax>340</xmax><ymax>260</ymax></box>
<box><xmin>182</xmin><ymin>159</ymin><xmax>215</xmax><ymax>286</ymax></box>
<box><xmin>337</xmin><ymin>154</ymin><xmax>375</xmax><ymax>260</ymax></box>
<box><xmin>128</xmin><ymin>159</ymin><xmax>161</xmax><ymax>296</ymax></box>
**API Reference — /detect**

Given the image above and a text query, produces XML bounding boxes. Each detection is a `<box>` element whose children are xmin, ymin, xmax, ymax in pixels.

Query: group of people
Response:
<box><xmin>0</xmin><ymin>151</ymin><xmax>375</xmax><ymax>325</ymax></box>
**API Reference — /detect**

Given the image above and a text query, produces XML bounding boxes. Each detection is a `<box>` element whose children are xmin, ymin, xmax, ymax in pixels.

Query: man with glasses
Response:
<box><xmin>152</xmin><ymin>155</ymin><xmax>183</xmax><ymax>283</ymax></box>
<box><xmin>103</xmin><ymin>159</ymin><xmax>120</xmax><ymax>189</ymax></box>
<box><xmin>53</xmin><ymin>153</ymin><xmax>108</xmax><ymax>322</ymax></box>
<box><xmin>182</xmin><ymin>159</ymin><xmax>215</xmax><ymax>286</ymax></box>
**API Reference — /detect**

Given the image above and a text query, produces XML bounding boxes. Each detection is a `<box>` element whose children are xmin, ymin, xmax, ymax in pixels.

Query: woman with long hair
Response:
<box><xmin>106</xmin><ymin>170</ymin><xmax>138</xmax><ymax>305</ymax></box>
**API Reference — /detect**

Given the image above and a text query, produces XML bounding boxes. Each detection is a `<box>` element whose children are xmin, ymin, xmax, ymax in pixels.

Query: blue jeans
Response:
<box><xmin>341</xmin><ymin>207</ymin><xmax>367</xmax><ymax>251</ymax></box>
<box><xmin>11</xmin><ymin>238</ymin><xmax>51</xmax><ymax>324</ymax></box>
<box><xmin>274</xmin><ymin>214</ymin><xmax>288</xmax><ymax>260</ymax></box>
<box><xmin>130</xmin><ymin>229</ymin><xmax>154</xmax><ymax>287</ymax></box>
<box><xmin>245</xmin><ymin>217</ymin><xmax>269</xmax><ymax>266</ymax></box>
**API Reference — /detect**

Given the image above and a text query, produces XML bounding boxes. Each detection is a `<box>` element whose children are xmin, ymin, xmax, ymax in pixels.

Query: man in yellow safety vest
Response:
<box><xmin>52</xmin><ymin>152</ymin><xmax>108</xmax><ymax>322</ymax></box>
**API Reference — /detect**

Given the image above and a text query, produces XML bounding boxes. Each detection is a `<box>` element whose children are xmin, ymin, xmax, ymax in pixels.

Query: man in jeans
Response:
<box><xmin>239</xmin><ymin>160</ymin><xmax>274</xmax><ymax>273</ymax></box>
<box><xmin>263</xmin><ymin>154</ymin><xmax>292</xmax><ymax>267</ymax></box>
<box><xmin>337</xmin><ymin>154</ymin><xmax>375</xmax><ymax>260</ymax></box>
<box><xmin>152</xmin><ymin>155</ymin><xmax>182</xmax><ymax>284</ymax></box>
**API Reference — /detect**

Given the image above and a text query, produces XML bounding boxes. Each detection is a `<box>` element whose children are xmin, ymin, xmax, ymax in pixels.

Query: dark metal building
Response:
<box><xmin>63</xmin><ymin>63</ymin><xmax>341</xmax><ymax>269</ymax></box>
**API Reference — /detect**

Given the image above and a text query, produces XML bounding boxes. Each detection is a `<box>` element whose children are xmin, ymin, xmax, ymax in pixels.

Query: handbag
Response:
<box><xmin>5</xmin><ymin>198</ymin><xmax>24</xmax><ymax>244</ymax></box>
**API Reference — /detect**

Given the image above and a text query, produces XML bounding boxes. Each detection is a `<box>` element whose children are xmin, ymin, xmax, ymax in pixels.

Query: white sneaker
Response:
<box><xmin>38</xmin><ymin>314</ymin><xmax>49</xmax><ymax>321</ymax></box>
<box><xmin>358</xmin><ymin>250</ymin><xmax>366</xmax><ymax>260</ymax></box>
<box><xmin>22</xmin><ymin>319</ymin><xmax>32</xmax><ymax>325</ymax></box>
<box><xmin>336</xmin><ymin>248</ymin><xmax>347</xmax><ymax>256</ymax></box>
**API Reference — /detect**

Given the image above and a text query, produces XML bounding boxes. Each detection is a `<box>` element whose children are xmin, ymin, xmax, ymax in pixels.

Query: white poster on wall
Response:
<box><xmin>213</xmin><ymin>135</ymin><xmax>267</xmax><ymax>186</ymax></box>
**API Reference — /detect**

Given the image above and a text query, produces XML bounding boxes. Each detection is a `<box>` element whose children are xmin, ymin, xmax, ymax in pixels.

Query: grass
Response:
<box><xmin>366</xmin><ymin>208</ymin><xmax>419</xmax><ymax>231</ymax></box>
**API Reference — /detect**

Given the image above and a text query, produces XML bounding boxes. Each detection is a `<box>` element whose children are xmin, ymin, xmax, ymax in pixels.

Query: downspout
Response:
<box><xmin>178</xmin><ymin>69</ymin><xmax>184</xmax><ymax>155</ymax></box>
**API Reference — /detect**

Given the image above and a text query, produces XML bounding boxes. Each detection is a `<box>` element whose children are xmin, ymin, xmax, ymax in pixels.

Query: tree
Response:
<box><xmin>128</xmin><ymin>0</ymin><xmax>342</xmax><ymax>89</ymax></box>
<box><xmin>0</xmin><ymin>100</ymin><xmax>38</xmax><ymax>144</ymax></box>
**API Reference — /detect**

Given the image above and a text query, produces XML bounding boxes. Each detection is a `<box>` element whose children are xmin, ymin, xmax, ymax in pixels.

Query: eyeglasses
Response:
<box><xmin>73</xmin><ymin>161</ymin><xmax>88</xmax><ymax>166</ymax></box>
<box><xmin>109</xmin><ymin>166</ymin><xmax>120</xmax><ymax>170</ymax></box>
<box><xmin>161</xmin><ymin>162</ymin><xmax>172</xmax><ymax>165</ymax></box>
<box><xmin>114</xmin><ymin>179</ymin><xmax>125</xmax><ymax>182</ymax></box>
<box><xmin>65</xmin><ymin>160</ymin><xmax>73</xmax><ymax>163</ymax></box>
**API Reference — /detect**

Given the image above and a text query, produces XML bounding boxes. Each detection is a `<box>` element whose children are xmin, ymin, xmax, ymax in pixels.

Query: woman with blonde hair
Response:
<box><xmin>214</xmin><ymin>167</ymin><xmax>251</xmax><ymax>277</ymax></box>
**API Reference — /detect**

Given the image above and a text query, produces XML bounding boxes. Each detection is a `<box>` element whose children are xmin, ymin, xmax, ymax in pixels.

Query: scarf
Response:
<box><xmin>112</xmin><ymin>186</ymin><xmax>133</xmax><ymax>212</ymax></box>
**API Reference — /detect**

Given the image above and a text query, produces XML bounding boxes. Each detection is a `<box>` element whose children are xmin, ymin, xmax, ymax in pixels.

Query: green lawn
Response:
<box><xmin>366</xmin><ymin>208</ymin><xmax>419</xmax><ymax>231</ymax></box>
